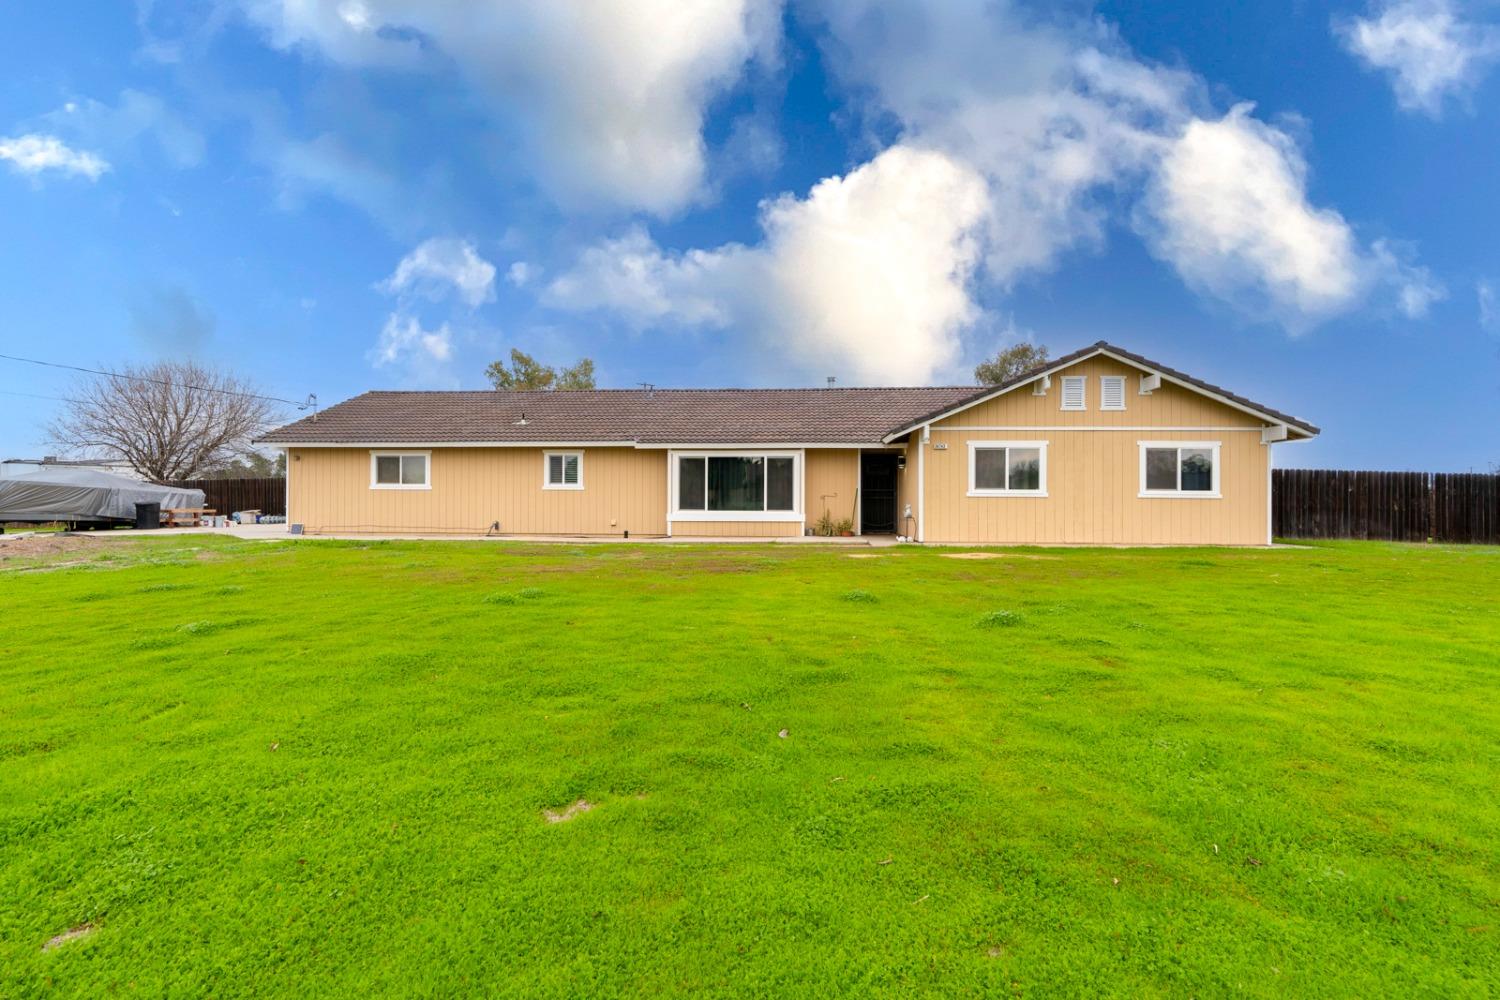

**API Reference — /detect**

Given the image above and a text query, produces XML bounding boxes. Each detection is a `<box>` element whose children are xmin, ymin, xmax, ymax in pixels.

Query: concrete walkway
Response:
<box><xmin>64</xmin><ymin>523</ymin><xmax>902</xmax><ymax>546</ymax></box>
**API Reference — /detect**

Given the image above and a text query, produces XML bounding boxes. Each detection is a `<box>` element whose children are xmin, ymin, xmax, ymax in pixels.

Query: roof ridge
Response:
<box><xmin>359</xmin><ymin>385</ymin><xmax>980</xmax><ymax>395</ymax></box>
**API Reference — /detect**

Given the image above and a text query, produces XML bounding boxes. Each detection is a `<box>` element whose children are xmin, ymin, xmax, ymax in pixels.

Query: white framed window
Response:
<box><xmin>968</xmin><ymin>441</ymin><xmax>1048</xmax><ymax>497</ymax></box>
<box><xmin>1060</xmin><ymin>376</ymin><xmax>1086</xmax><ymax>411</ymax></box>
<box><xmin>1100</xmin><ymin>375</ymin><xmax>1126</xmax><ymax>411</ymax></box>
<box><xmin>1138</xmin><ymin>441</ymin><xmax>1221</xmax><ymax>498</ymax></box>
<box><xmin>670</xmin><ymin>452</ymin><xmax>801</xmax><ymax>521</ymax></box>
<box><xmin>544</xmin><ymin>451</ymin><xmax>583</xmax><ymax>490</ymax></box>
<box><xmin>370</xmin><ymin>451</ymin><xmax>431</xmax><ymax>490</ymax></box>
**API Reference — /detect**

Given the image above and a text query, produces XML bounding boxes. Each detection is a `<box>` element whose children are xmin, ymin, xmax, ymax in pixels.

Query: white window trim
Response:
<box><xmin>1100</xmin><ymin>375</ymin><xmax>1126</xmax><ymax>411</ymax></box>
<box><xmin>369</xmin><ymin>450</ymin><xmax>432</xmax><ymax>491</ymax></box>
<box><xmin>668</xmin><ymin>450</ymin><xmax>803</xmax><ymax>522</ymax></box>
<box><xmin>1138</xmin><ymin>440</ymin><xmax>1221</xmax><ymax>499</ymax></box>
<box><xmin>1060</xmin><ymin>376</ymin><xmax>1086</xmax><ymax>411</ymax></box>
<box><xmin>543</xmin><ymin>450</ymin><xmax>584</xmax><ymax>491</ymax></box>
<box><xmin>967</xmin><ymin>440</ymin><xmax>1048</xmax><ymax>498</ymax></box>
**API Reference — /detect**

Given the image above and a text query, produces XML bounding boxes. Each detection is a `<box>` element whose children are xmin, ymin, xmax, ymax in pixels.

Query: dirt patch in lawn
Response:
<box><xmin>844</xmin><ymin>553</ymin><xmax>890</xmax><ymax>559</ymax></box>
<box><xmin>0</xmin><ymin>533</ymin><xmax>102</xmax><ymax>565</ymax></box>
<box><xmin>43</xmin><ymin>923</ymin><xmax>96</xmax><ymax>951</ymax></box>
<box><xmin>543</xmin><ymin>799</ymin><xmax>594</xmax><ymax>824</ymax></box>
<box><xmin>941</xmin><ymin>552</ymin><xmax>1060</xmax><ymax>561</ymax></box>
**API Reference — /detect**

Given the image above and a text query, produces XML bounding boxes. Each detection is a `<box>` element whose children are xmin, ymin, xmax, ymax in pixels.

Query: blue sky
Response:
<box><xmin>1</xmin><ymin>0</ymin><xmax>1497</xmax><ymax>471</ymax></box>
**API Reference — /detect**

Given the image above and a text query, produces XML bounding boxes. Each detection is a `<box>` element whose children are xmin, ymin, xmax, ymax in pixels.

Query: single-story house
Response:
<box><xmin>256</xmin><ymin>341</ymin><xmax>1317</xmax><ymax>545</ymax></box>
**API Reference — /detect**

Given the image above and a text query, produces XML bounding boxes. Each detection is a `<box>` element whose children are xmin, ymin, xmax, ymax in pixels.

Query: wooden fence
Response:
<box><xmin>1273</xmin><ymin>469</ymin><xmax>1499</xmax><ymax>543</ymax></box>
<box><xmin>169</xmin><ymin>477</ymin><xmax>286</xmax><ymax>517</ymax></box>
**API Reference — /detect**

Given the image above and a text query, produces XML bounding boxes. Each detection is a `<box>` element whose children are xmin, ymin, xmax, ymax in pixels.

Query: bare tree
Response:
<box><xmin>49</xmin><ymin>361</ymin><xmax>281</xmax><ymax>482</ymax></box>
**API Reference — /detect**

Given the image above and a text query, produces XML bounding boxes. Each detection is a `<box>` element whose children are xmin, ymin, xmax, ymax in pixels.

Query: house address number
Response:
<box><xmin>933</xmin><ymin>443</ymin><xmax>949</xmax><ymax>450</ymax></box>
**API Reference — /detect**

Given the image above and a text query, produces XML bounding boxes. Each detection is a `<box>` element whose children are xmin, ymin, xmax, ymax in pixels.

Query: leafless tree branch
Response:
<box><xmin>48</xmin><ymin>361</ymin><xmax>282</xmax><ymax>482</ymax></box>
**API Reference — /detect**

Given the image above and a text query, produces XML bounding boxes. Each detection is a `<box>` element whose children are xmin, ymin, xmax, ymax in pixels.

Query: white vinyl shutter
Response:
<box><xmin>1100</xmin><ymin>375</ymin><xmax>1125</xmax><ymax>411</ymax></box>
<box><xmin>1060</xmin><ymin>376</ymin><xmax>1086</xmax><ymax>411</ymax></box>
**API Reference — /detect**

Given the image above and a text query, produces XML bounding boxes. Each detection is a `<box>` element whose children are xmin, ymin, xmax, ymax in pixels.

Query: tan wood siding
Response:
<box><xmin>804</xmin><ymin>449</ymin><xmax>859</xmax><ymax>531</ymax></box>
<box><xmin>922</xmin><ymin>356</ymin><xmax>1271</xmax><ymax>545</ymax></box>
<box><xmin>945</xmin><ymin>355</ymin><xmax>1265</xmax><ymax>430</ymax></box>
<box><xmin>670</xmin><ymin>520</ymin><xmax>800</xmax><ymax>537</ymax></box>
<box><xmin>288</xmin><ymin>447</ymin><xmax>667</xmax><ymax>536</ymax></box>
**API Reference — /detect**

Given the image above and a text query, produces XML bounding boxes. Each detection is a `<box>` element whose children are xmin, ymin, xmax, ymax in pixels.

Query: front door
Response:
<box><xmin>860</xmin><ymin>452</ymin><xmax>899</xmax><ymax>534</ymax></box>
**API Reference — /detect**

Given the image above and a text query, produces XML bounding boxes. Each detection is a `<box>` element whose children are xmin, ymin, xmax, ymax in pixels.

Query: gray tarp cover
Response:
<box><xmin>0</xmin><ymin>468</ymin><xmax>206</xmax><ymax>521</ymax></box>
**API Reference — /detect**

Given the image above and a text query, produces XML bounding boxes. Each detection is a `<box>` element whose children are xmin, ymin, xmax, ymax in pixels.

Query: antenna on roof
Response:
<box><xmin>826</xmin><ymin>376</ymin><xmax>836</xmax><ymax>388</ymax></box>
<box><xmin>514</xmin><ymin>411</ymin><xmax>528</xmax><ymax>426</ymax></box>
<box><xmin>638</xmin><ymin>382</ymin><xmax>655</xmax><ymax>397</ymax></box>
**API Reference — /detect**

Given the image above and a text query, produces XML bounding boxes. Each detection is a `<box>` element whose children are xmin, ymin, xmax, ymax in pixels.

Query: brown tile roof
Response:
<box><xmin>256</xmin><ymin>341</ymin><xmax>1317</xmax><ymax>446</ymax></box>
<box><xmin>256</xmin><ymin>386</ymin><xmax>981</xmax><ymax>446</ymax></box>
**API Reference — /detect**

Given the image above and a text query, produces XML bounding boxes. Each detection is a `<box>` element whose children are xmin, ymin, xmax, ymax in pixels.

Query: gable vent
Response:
<box><xmin>1060</xmin><ymin>376</ymin><xmax>1086</xmax><ymax>411</ymax></box>
<box><xmin>1100</xmin><ymin>375</ymin><xmax>1126</xmax><ymax>411</ymax></box>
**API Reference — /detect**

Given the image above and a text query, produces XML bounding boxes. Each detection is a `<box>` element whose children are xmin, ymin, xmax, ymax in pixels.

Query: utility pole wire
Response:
<box><xmin>0</xmin><ymin>352</ymin><xmax>317</xmax><ymax>411</ymax></box>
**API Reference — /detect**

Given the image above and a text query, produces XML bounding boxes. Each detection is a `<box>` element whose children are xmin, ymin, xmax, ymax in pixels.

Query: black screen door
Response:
<box><xmin>860</xmin><ymin>452</ymin><xmax>900</xmax><ymax>534</ymax></box>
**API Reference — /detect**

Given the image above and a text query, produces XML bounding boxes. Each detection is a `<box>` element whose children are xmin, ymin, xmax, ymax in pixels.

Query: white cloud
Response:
<box><xmin>0</xmin><ymin>134</ymin><xmax>110</xmax><ymax>180</ymax></box>
<box><xmin>369</xmin><ymin>312</ymin><xmax>453</xmax><ymax>367</ymax></box>
<box><xmin>547</xmin><ymin>145</ymin><xmax>989</xmax><ymax>384</ymax></box>
<box><xmin>544</xmin><ymin>227</ymin><xmax>737</xmax><ymax>330</ymax></box>
<box><xmin>1139</xmin><ymin>107</ymin><xmax>1444</xmax><ymax>325</ymax></box>
<box><xmin>506</xmin><ymin>262</ymin><xmax>534</xmax><ymax>288</ymax></box>
<box><xmin>41</xmin><ymin>90</ymin><xmax>205</xmax><ymax>168</ymax></box>
<box><xmin>239</xmin><ymin>0</ymin><xmax>780</xmax><ymax>214</ymax></box>
<box><xmin>1138</xmin><ymin>105</ymin><xmax>1365</xmax><ymax>324</ymax></box>
<box><xmin>809</xmin><ymin>0</ymin><xmax>1435</xmax><ymax>329</ymax></box>
<box><xmin>538</xmin><ymin>1</ymin><xmax>1442</xmax><ymax>380</ymax></box>
<box><xmin>381</xmin><ymin>238</ymin><xmax>496</xmax><ymax>308</ymax></box>
<box><xmin>1335</xmin><ymin>0</ymin><xmax>1500</xmax><ymax>115</ymax></box>
<box><xmin>1479</xmin><ymin>279</ymin><xmax>1498</xmax><ymax>332</ymax></box>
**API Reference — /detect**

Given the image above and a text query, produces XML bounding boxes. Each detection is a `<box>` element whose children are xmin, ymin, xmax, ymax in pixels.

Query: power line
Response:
<box><xmin>0</xmin><ymin>389</ymin><xmax>75</xmax><ymax>403</ymax></box>
<box><xmin>0</xmin><ymin>353</ymin><xmax>317</xmax><ymax>410</ymax></box>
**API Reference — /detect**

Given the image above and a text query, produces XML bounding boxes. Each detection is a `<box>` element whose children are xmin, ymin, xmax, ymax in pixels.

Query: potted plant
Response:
<box><xmin>835</xmin><ymin>517</ymin><xmax>855</xmax><ymax>537</ymax></box>
<box><xmin>815</xmin><ymin>511</ymin><xmax>837</xmax><ymax>537</ymax></box>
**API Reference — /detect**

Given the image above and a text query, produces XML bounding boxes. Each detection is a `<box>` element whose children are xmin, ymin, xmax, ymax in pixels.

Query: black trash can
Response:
<box><xmin>134</xmin><ymin>501</ymin><xmax>161</xmax><ymax>530</ymax></box>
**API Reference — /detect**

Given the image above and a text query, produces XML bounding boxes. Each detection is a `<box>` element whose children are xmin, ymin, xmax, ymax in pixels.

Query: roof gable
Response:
<box><xmin>880</xmin><ymin>341</ymin><xmax>1319</xmax><ymax>440</ymax></box>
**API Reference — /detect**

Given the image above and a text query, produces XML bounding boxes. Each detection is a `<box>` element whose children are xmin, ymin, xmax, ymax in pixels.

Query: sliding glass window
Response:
<box><xmin>676</xmin><ymin>454</ymin><xmax>797</xmax><ymax>514</ymax></box>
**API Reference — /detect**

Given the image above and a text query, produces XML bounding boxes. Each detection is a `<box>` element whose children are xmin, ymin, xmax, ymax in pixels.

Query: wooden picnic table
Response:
<box><xmin>162</xmin><ymin>508</ymin><xmax>216</xmax><ymax>528</ymax></box>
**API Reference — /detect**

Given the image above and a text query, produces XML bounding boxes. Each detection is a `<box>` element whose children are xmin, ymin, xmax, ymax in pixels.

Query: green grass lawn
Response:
<box><xmin>3</xmin><ymin>537</ymin><xmax>1498</xmax><ymax>997</ymax></box>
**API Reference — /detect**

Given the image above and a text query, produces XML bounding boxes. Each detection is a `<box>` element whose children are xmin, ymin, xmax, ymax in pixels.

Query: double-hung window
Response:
<box><xmin>1139</xmin><ymin>441</ymin><xmax>1220</xmax><ymax>498</ymax></box>
<box><xmin>673</xmin><ymin>453</ymin><xmax>798</xmax><ymax>519</ymax></box>
<box><xmin>544</xmin><ymin>451</ymin><xmax>583</xmax><ymax>490</ymax></box>
<box><xmin>370</xmin><ymin>451</ymin><xmax>430</xmax><ymax>490</ymax></box>
<box><xmin>968</xmin><ymin>441</ymin><xmax>1047</xmax><ymax>497</ymax></box>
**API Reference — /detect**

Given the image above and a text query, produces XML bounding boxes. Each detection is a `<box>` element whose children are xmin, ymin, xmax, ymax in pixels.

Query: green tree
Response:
<box><xmin>555</xmin><ymin>357</ymin><xmax>596</xmax><ymax>391</ymax></box>
<box><xmin>485</xmin><ymin>349</ymin><xmax>597</xmax><ymax>390</ymax></box>
<box><xmin>974</xmin><ymin>343</ymin><xmax>1050</xmax><ymax>386</ymax></box>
